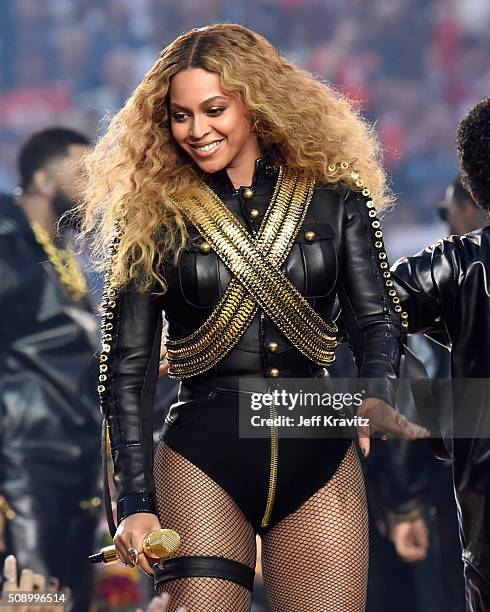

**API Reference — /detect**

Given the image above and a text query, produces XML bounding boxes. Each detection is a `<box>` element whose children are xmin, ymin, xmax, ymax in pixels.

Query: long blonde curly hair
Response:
<box><xmin>80</xmin><ymin>23</ymin><xmax>392</xmax><ymax>292</ymax></box>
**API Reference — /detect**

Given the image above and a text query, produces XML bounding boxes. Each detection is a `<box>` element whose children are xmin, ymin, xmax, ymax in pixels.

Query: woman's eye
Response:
<box><xmin>207</xmin><ymin>107</ymin><xmax>225</xmax><ymax>116</ymax></box>
<box><xmin>172</xmin><ymin>113</ymin><xmax>188</xmax><ymax>122</ymax></box>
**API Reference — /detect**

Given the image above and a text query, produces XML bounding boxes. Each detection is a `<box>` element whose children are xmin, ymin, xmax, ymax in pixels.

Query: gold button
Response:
<box><xmin>401</xmin><ymin>312</ymin><xmax>408</xmax><ymax>319</ymax></box>
<box><xmin>392</xmin><ymin>297</ymin><xmax>400</xmax><ymax>304</ymax></box>
<box><xmin>368</xmin><ymin>210</ymin><xmax>376</xmax><ymax>217</ymax></box>
<box><xmin>199</xmin><ymin>241</ymin><xmax>212</xmax><ymax>254</ymax></box>
<box><xmin>401</xmin><ymin>320</ymin><xmax>409</xmax><ymax>328</ymax></box>
<box><xmin>362</xmin><ymin>188</ymin><xmax>370</xmax><ymax>197</ymax></box>
<box><xmin>99</xmin><ymin>374</ymin><xmax>107</xmax><ymax>382</ymax></box>
<box><xmin>305</xmin><ymin>230</ymin><xmax>316</xmax><ymax>242</ymax></box>
<box><xmin>267</xmin><ymin>342</ymin><xmax>278</xmax><ymax>353</ymax></box>
<box><xmin>380</xmin><ymin>262</ymin><xmax>388</xmax><ymax>269</ymax></box>
<box><xmin>97</xmin><ymin>385</ymin><xmax>106</xmax><ymax>394</ymax></box>
<box><xmin>375</xmin><ymin>241</ymin><xmax>383</xmax><ymax>249</ymax></box>
<box><xmin>379</xmin><ymin>252</ymin><xmax>387</xmax><ymax>260</ymax></box>
<box><xmin>351</xmin><ymin>171</ymin><xmax>359</xmax><ymax>180</ymax></box>
<box><xmin>372</xmin><ymin>221</ymin><xmax>381</xmax><ymax>229</ymax></box>
<box><xmin>395</xmin><ymin>305</ymin><xmax>402</xmax><ymax>313</ymax></box>
<box><xmin>328</xmin><ymin>164</ymin><xmax>337</xmax><ymax>173</ymax></box>
<box><xmin>388</xmin><ymin>289</ymin><xmax>397</xmax><ymax>297</ymax></box>
<box><xmin>242</xmin><ymin>188</ymin><xmax>255</xmax><ymax>200</ymax></box>
<box><xmin>383</xmin><ymin>271</ymin><xmax>391</xmax><ymax>279</ymax></box>
<box><xmin>356</xmin><ymin>179</ymin><xmax>364</xmax><ymax>187</ymax></box>
<box><xmin>386</xmin><ymin>279</ymin><xmax>394</xmax><ymax>287</ymax></box>
<box><xmin>100</xmin><ymin>364</ymin><xmax>108</xmax><ymax>373</ymax></box>
<box><xmin>375</xmin><ymin>230</ymin><xmax>383</xmax><ymax>239</ymax></box>
<box><xmin>100</xmin><ymin>354</ymin><xmax>108</xmax><ymax>362</ymax></box>
<box><xmin>250</xmin><ymin>208</ymin><xmax>260</xmax><ymax>219</ymax></box>
<box><xmin>269</xmin><ymin>368</ymin><xmax>280</xmax><ymax>378</ymax></box>
<box><xmin>366</xmin><ymin>201</ymin><xmax>375</xmax><ymax>209</ymax></box>
<box><xmin>340</xmin><ymin>161</ymin><xmax>349</xmax><ymax>169</ymax></box>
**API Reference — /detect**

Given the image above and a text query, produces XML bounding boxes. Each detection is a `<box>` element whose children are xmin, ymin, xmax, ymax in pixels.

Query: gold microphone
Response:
<box><xmin>88</xmin><ymin>529</ymin><xmax>181</xmax><ymax>564</ymax></box>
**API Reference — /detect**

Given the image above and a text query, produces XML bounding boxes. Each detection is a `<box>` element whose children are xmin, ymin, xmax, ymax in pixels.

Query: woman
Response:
<box><xmin>81</xmin><ymin>24</ymin><xmax>428</xmax><ymax>612</ymax></box>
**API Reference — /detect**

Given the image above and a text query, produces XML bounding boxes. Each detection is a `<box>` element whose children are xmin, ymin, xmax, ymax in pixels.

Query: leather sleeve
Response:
<box><xmin>390</xmin><ymin>240</ymin><xmax>456</xmax><ymax>334</ymax></box>
<box><xmin>100</xmin><ymin>282</ymin><xmax>163</xmax><ymax>524</ymax></box>
<box><xmin>337</xmin><ymin>190</ymin><xmax>405</xmax><ymax>405</ymax></box>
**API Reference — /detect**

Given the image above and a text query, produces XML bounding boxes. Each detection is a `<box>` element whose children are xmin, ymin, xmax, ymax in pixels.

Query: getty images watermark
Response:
<box><xmin>249</xmin><ymin>388</ymin><xmax>368</xmax><ymax>430</ymax></box>
<box><xmin>238</xmin><ymin>376</ymin><xmax>490</xmax><ymax>440</ymax></box>
<box><xmin>238</xmin><ymin>378</ymin><xmax>372</xmax><ymax>439</ymax></box>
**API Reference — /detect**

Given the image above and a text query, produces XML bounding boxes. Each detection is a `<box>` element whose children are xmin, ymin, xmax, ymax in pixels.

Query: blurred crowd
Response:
<box><xmin>0</xmin><ymin>0</ymin><xmax>489</xmax><ymax>224</ymax></box>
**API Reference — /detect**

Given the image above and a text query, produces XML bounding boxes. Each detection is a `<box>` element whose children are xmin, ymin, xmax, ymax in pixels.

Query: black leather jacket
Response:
<box><xmin>0</xmin><ymin>195</ymin><xmax>100</xmax><ymax>500</ymax></box>
<box><xmin>105</xmin><ymin>154</ymin><xmax>405</xmax><ymax>524</ymax></box>
<box><xmin>392</xmin><ymin>226</ymin><xmax>490</xmax><ymax>574</ymax></box>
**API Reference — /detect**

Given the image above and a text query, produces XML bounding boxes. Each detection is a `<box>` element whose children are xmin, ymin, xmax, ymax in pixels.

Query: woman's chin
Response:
<box><xmin>193</xmin><ymin>155</ymin><xmax>228</xmax><ymax>175</ymax></box>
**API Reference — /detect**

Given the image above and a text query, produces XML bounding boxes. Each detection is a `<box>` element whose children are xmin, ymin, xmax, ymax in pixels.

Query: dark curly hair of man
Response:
<box><xmin>456</xmin><ymin>97</ymin><xmax>490</xmax><ymax>211</ymax></box>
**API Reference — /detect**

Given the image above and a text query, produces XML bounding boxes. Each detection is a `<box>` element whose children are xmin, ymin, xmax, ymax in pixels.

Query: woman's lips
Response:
<box><xmin>189</xmin><ymin>139</ymin><xmax>225</xmax><ymax>158</ymax></box>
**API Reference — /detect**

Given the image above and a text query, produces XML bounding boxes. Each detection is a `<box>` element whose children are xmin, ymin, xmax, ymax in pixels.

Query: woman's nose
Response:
<box><xmin>189</xmin><ymin>116</ymin><xmax>210</xmax><ymax>140</ymax></box>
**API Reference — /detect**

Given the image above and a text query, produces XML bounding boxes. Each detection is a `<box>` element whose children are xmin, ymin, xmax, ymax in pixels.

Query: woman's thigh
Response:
<box><xmin>153</xmin><ymin>442</ymin><xmax>256</xmax><ymax>612</ymax></box>
<box><xmin>261</xmin><ymin>443</ymin><xmax>368</xmax><ymax>612</ymax></box>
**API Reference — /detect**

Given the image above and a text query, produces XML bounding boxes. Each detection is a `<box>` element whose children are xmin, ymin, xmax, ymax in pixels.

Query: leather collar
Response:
<box><xmin>204</xmin><ymin>150</ymin><xmax>278</xmax><ymax>198</ymax></box>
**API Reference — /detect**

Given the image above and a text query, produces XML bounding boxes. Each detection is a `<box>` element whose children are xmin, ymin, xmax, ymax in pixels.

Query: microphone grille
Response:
<box><xmin>144</xmin><ymin>529</ymin><xmax>181</xmax><ymax>559</ymax></box>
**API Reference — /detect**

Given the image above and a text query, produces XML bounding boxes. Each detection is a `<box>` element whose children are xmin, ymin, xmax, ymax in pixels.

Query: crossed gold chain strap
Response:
<box><xmin>167</xmin><ymin>168</ymin><xmax>337</xmax><ymax>378</ymax></box>
<box><xmin>166</xmin><ymin>166</ymin><xmax>299</xmax><ymax>377</ymax></box>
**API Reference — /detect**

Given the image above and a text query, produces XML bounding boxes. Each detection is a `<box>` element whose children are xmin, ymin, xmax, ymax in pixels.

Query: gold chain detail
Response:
<box><xmin>30</xmin><ymin>221</ymin><xmax>87</xmax><ymax>301</ymax></box>
<box><xmin>168</xmin><ymin>169</ymin><xmax>338</xmax><ymax>378</ymax></box>
<box><xmin>97</xmin><ymin>209</ymin><xmax>126</xmax><ymax>399</ymax></box>
<box><xmin>167</xmin><ymin>166</ymin><xmax>289</xmax><ymax>360</ymax></box>
<box><xmin>167</xmin><ymin>168</ymin><xmax>308</xmax><ymax>377</ymax></box>
<box><xmin>328</xmin><ymin>162</ymin><xmax>409</xmax><ymax>328</ymax></box>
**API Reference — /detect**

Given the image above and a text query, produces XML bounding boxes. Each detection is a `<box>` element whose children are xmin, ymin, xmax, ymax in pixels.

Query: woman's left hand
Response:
<box><xmin>357</xmin><ymin>397</ymin><xmax>430</xmax><ymax>457</ymax></box>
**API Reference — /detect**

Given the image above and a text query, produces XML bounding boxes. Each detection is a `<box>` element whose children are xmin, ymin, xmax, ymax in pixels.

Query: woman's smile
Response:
<box><xmin>188</xmin><ymin>138</ymin><xmax>226</xmax><ymax>158</ymax></box>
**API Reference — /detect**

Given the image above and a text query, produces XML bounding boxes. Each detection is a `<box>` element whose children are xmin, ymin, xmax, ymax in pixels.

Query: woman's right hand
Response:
<box><xmin>357</xmin><ymin>397</ymin><xmax>430</xmax><ymax>457</ymax></box>
<box><xmin>113</xmin><ymin>512</ymin><xmax>163</xmax><ymax>575</ymax></box>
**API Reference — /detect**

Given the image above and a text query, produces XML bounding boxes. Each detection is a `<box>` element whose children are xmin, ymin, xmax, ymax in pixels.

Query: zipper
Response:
<box><xmin>249</xmin><ymin>221</ymin><xmax>279</xmax><ymax>528</ymax></box>
<box><xmin>259</xmin><ymin>309</ymin><xmax>279</xmax><ymax>528</ymax></box>
<box><xmin>261</xmin><ymin>394</ymin><xmax>279</xmax><ymax>528</ymax></box>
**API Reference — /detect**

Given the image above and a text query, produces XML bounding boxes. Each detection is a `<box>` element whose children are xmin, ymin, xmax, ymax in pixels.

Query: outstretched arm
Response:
<box><xmin>338</xmin><ymin>189</ymin><xmax>429</xmax><ymax>444</ymax></box>
<box><xmin>390</xmin><ymin>240</ymin><xmax>456</xmax><ymax>335</ymax></box>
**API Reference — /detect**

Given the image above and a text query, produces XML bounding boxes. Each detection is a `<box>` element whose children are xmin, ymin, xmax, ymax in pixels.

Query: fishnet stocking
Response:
<box><xmin>261</xmin><ymin>443</ymin><xmax>368</xmax><ymax>612</ymax></box>
<box><xmin>153</xmin><ymin>442</ymin><xmax>255</xmax><ymax>612</ymax></box>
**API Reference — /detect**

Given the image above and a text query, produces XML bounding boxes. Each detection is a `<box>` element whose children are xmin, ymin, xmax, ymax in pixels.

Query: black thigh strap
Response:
<box><xmin>153</xmin><ymin>556</ymin><xmax>255</xmax><ymax>591</ymax></box>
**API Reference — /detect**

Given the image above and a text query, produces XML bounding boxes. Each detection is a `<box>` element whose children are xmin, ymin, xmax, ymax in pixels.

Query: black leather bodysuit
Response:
<box><xmin>104</xmin><ymin>153</ymin><xmax>404</xmax><ymax>534</ymax></box>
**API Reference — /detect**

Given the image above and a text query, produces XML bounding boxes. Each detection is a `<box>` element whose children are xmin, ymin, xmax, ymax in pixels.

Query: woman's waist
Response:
<box><xmin>179</xmin><ymin>363</ymin><xmax>328</xmax><ymax>398</ymax></box>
